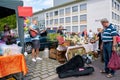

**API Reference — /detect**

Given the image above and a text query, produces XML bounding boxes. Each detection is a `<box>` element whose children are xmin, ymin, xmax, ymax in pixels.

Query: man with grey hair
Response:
<box><xmin>100</xmin><ymin>18</ymin><xmax>117</xmax><ymax>78</ymax></box>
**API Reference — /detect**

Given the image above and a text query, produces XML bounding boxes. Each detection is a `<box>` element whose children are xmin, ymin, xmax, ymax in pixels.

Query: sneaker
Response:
<box><xmin>36</xmin><ymin>57</ymin><xmax>42</xmax><ymax>60</ymax></box>
<box><xmin>32</xmin><ymin>58</ymin><xmax>36</xmax><ymax>62</ymax></box>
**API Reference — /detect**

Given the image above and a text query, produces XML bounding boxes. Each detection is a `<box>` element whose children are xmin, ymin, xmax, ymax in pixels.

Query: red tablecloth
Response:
<box><xmin>0</xmin><ymin>54</ymin><xmax>28</xmax><ymax>78</ymax></box>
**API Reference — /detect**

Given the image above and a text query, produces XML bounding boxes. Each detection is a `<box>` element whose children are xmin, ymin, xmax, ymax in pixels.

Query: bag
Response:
<box><xmin>56</xmin><ymin>55</ymin><xmax>84</xmax><ymax>74</ymax></box>
<box><xmin>56</xmin><ymin>55</ymin><xmax>94</xmax><ymax>78</ymax></box>
<box><xmin>58</xmin><ymin>67</ymin><xmax>94</xmax><ymax>78</ymax></box>
<box><xmin>116</xmin><ymin>36</ymin><xmax>120</xmax><ymax>42</ymax></box>
<box><xmin>82</xmin><ymin>54</ymin><xmax>92</xmax><ymax>64</ymax></box>
<box><xmin>108</xmin><ymin>51</ymin><xmax>120</xmax><ymax>70</ymax></box>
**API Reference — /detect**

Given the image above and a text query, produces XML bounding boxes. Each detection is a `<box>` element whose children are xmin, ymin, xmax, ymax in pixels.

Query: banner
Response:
<box><xmin>18</xmin><ymin>6</ymin><xmax>33</xmax><ymax>17</ymax></box>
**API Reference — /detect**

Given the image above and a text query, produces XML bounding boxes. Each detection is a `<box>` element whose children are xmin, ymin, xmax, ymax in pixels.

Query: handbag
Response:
<box><xmin>108</xmin><ymin>51</ymin><xmax>120</xmax><ymax>70</ymax></box>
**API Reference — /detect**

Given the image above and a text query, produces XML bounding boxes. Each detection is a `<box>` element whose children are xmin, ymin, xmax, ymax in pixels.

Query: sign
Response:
<box><xmin>18</xmin><ymin>6</ymin><xmax>33</xmax><ymax>17</ymax></box>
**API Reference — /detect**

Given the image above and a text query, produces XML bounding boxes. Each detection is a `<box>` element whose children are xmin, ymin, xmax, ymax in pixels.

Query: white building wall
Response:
<box><xmin>54</xmin><ymin>0</ymin><xmax>75</xmax><ymax>6</ymax></box>
<box><xmin>32</xmin><ymin>12</ymin><xmax>45</xmax><ymax>29</ymax></box>
<box><xmin>87</xmin><ymin>0</ymin><xmax>111</xmax><ymax>33</ymax></box>
<box><xmin>33</xmin><ymin>0</ymin><xmax>120</xmax><ymax>32</ymax></box>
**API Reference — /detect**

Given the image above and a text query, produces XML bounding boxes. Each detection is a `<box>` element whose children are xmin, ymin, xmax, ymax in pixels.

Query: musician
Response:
<box><xmin>29</xmin><ymin>20</ymin><xmax>42</xmax><ymax>62</ymax></box>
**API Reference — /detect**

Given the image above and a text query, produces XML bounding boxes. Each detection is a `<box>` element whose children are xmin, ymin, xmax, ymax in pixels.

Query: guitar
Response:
<box><xmin>29</xmin><ymin>28</ymin><xmax>40</xmax><ymax>38</ymax></box>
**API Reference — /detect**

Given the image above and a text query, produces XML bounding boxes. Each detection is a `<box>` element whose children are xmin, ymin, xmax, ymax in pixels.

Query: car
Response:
<box><xmin>17</xmin><ymin>30</ymin><xmax>58</xmax><ymax>53</ymax></box>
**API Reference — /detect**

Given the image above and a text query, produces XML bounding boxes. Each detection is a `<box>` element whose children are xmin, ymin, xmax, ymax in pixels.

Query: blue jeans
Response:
<box><xmin>103</xmin><ymin>42</ymin><xmax>115</xmax><ymax>75</ymax></box>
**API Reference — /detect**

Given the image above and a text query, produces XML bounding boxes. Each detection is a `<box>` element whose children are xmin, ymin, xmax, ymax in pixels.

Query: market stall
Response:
<box><xmin>53</xmin><ymin>32</ymin><xmax>99</xmax><ymax>63</ymax></box>
<box><xmin>0</xmin><ymin>0</ymin><xmax>24</xmax><ymax>52</ymax></box>
<box><xmin>0</xmin><ymin>0</ymin><xmax>28</xmax><ymax>79</ymax></box>
<box><xmin>0</xmin><ymin>54</ymin><xmax>28</xmax><ymax>78</ymax></box>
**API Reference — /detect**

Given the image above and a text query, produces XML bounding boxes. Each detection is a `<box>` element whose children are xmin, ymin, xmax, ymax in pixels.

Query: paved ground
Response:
<box><xmin>25</xmin><ymin>52</ymin><xmax>120</xmax><ymax>80</ymax></box>
<box><xmin>53</xmin><ymin>58</ymin><xmax>120</xmax><ymax>80</ymax></box>
<box><xmin>24</xmin><ymin>52</ymin><xmax>61</xmax><ymax>80</ymax></box>
<box><xmin>1</xmin><ymin>51</ymin><xmax>120</xmax><ymax>80</ymax></box>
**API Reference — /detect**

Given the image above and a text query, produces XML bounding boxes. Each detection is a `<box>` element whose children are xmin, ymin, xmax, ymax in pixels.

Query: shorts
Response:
<box><xmin>32</xmin><ymin>40</ymin><xmax>40</xmax><ymax>49</ymax></box>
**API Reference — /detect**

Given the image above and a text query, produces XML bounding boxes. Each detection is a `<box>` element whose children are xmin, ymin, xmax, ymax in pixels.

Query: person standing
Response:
<box><xmin>57</xmin><ymin>26</ymin><xmax>63</xmax><ymax>35</ymax></box>
<box><xmin>30</xmin><ymin>20</ymin><xmax>42</xmax><ymax>62</ymax></box>
<box><xmin>88</xmin><ymin>29</ymin><xmax>94</xmax><ymax>39</ymax></box>
<box><xmin>100</xmin><ymin>18</ymin><xmax>117</xmax><ymax>78</ymax></box>
<box><xmin>3</xmin><ymin>25</ymin><xmax>13</xmax><ymax>42</ymax></box>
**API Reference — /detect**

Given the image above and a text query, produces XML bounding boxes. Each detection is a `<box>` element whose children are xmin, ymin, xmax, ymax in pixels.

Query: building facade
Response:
<box><xmin>54</xmin><ymin>0</ymin><xmax>75</xmax><ymax>6</ymax></box>
<box><xmin>33</xmin><ymin>0</ymin><xmax>120</xmax><ymax>33</ymax></box>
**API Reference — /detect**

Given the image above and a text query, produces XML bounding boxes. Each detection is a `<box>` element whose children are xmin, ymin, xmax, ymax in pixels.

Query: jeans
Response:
<box><xmin>103</xmin><ymin>42</ymin><xmax>115</xmax><ymax>75</ymax></box>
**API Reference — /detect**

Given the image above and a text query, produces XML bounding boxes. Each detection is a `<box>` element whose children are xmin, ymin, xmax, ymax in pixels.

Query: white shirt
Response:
<box><xmin>88</xmin><ymin>32</ymin><xmax>94</xmax><ymax>38</ymax></box>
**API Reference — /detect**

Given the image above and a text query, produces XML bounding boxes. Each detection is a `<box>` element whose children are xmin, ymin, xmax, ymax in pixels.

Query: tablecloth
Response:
<box><xmin>0</xmin><ymin>54</ymin><xmax>28</xmax><ymax>78</ymax></box>
<box><xmin>65</xmin><ymin>45</ymin><xmax>86</xmax><ymax>60</ymax></box>
<box><xmin>0</xmin><ymin>43</ymin><xmax>22</xmax><ymax>55</ymax></box>
<box><xmin>65</xmin><ymin>43</ymin><xmax>97</xmax><ymax>60</ymax></box>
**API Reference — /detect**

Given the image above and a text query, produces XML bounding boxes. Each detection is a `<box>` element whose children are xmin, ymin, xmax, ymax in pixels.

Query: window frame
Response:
<box><xmin>65</xmin><ymin>17</ymin><xmax>71</xmax><ymax>23</ymax></box>
<box><xmin>65</xmin><ymin>7</ymin><xmax>71</xmax><ymax>14</ymax></box>
<box><xmin>80</xmin><ymin>3</ymin><xmax>87</xmax><ymax>11</ymax></box>
<box><xmin>72</xmin><ymin>16</ymin><xmax>78</xmax><ymax>22</ymax></box>
<box><xmin>72</xmin><ymin>5</ymin><xmax>78</xmax><ymax>12</ymax></box>
<box><xmin>59</xmin><ymin>9</ymin><xmax>64</xmax><ymax>16</ymax></box>
<box><xmin>80</xmin><ymin>14</ymin><xmax>87</xmax><ymax>21</ymax></box>
<box><xmin>60</xmin><ymin>18</ymin><xmax>64</xmax><ymax>23</ymax></box>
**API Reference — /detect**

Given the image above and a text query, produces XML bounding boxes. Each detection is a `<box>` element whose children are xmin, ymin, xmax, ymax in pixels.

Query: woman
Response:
<box><xmin>3</xmin><ymin>25</ymin><xmax>13</xmax><ymax>42</ymax></box>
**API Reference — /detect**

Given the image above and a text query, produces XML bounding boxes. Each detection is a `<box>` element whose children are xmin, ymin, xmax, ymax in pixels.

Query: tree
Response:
<box><xmin>0</xmin><ymin>14</ymin><xmax>16</xmax><ymax>31</ymax></box>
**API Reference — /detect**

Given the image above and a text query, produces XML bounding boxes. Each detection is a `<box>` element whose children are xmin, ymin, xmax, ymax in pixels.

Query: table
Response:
<box><xmin>0</xmin><ymin>43</ymin><xmax>22</xmax><ymax>55</ymax></box>
<box><xmin>0</xmin><ymin>54</ymin><xmax>28</xmax><ymax>78</ymax></box>
<box><xmin>66</xmin><ymin>43</ymin><xmax>97</xmax><ymax>60</ymax></box>
<box><xmin>65</xmin><ymin>45</ymin><xmax>86</xmax><ymax>60</ymax></box>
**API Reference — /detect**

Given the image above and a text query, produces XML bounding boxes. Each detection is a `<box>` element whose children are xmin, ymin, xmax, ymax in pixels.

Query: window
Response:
<box><xmin>72</xmin><ymin>6</ymin><xmax>78</xmax><ymax>12</ymax></box>
<box><xmin>72</xmin><ymin>26</ymin><xmax>78</xmax><ymax>32</ymax></box>
<box><xmin>117</xmin><ymin>4</ymin><xmax>119</xmax><ymax>10</ymax></box>
<box><xmin>117</xmin><ymin>15</ymin><xmax>119</xmax><ymax>21</ymax></box>
<box><xmin>46</xmin><ymin>13</ymin><xmax>49</xmax><ymax>18</ymax></box>
<box><xmin>66</xmin><ymin>26</ymin><xmax>71</xmax><ymax>32</ymax></box>
<box><xmin>59</xmin><ymin>9</ymin><xmax>64</xmax><ymax>16</ymax></box>
<box><xmin>46</xmin><ymin>20</ymin><xmax>49</xmax><ymax>25</ymax></box>
<box><xmin>112</xmin><ymin>12</ymin><xmax>115</xmax><ymax>19</ymax></box>
<box><xmin>80</xmin><ymin>3</ymin><xmax>87</xmax><ymax>11</ymax></box>
<box><xmin>119</xmin><ymin>15</ymin><xmax>120</xmax><ymax>21</ymax></box>
<box><xmin>112</xmin><ymin>12</ymin><xmax>114</xmax><ymax>19</ymax></box>
<box><xmin>65</xmin><ymin>17</ymin><xmax>71</xmax><ymax>23</ymax></box>
<box><xmin>50</xmin><ymin>12</ymin><xmax>53</xmax><ymax>17</ymax></box>
<box><xmin>54</xmin><ymin>19</ymin><xmax>58</xmax><ymax>24</ymax></box>
<box><xmin>72</xmin><ymin>16</ymin><xmax>78</xmax><ymax>22</ymax></box>
<box><xmin>50</xmin><ymin>20</ymin><xmax>53</xmax><ymax>25</ymax></box>
<box><xmin>54</xmin><ymin>11</ymin><xmax>58</xmax><ymax>16</ymax></box>
<box><xmin>80</xmin><ymin>14</ymin><xmax>87</xmax><ymax>21</ymax></box>
<box><xmin>80</xmin><ymin>25</ymin><xmax>87</xmax><ymax>32</ymax></box>
<box><xmin>114</xmin><ymin>2</ymin><xmax>117</xmax><ymax>9</ymax></box>
<box><xmin>65</xmin><ymin>7</ymin><xmax>70</xmax><ymax>14</ymax></box>
<box><xmin>112</xmin><ymin>0</ymin><xmax>114</xmax><ymax>7</ymax></box>
<box><xmin>115</xmin><ymin>13</ymin><xmax>117</xmax><ymax>20</ymax></box>
<box><xmin>60</xmin><ymin>18</ymin><xmax>64</xmax><ymax>23</ymax></box>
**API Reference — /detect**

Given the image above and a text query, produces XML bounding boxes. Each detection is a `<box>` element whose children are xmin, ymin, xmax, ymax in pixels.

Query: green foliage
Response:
<box><xmin>47</xmin><ymin>33</ymin><xmax>60</xmax><ymax>41</ymax></box>
<box><xmin>0</xmin><ymin>14</ymin><xmax>16</xmax><ymax>31</ymax></box>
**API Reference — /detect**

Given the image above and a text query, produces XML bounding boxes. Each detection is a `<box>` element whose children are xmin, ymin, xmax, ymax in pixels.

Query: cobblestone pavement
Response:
<box><xmin>24</xmin><ymin>52</ymin><xmax>61</xmax><ymax>80</ymax></box>
<box><xmin>25</xmin><ymin>52</ymin><xmax>120</xmax><ymax>80</ymax></box>
<box><xmin>53</xmin><ymin>58</ymin><xmax>120</xmax><ymax>80</ymax></box>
